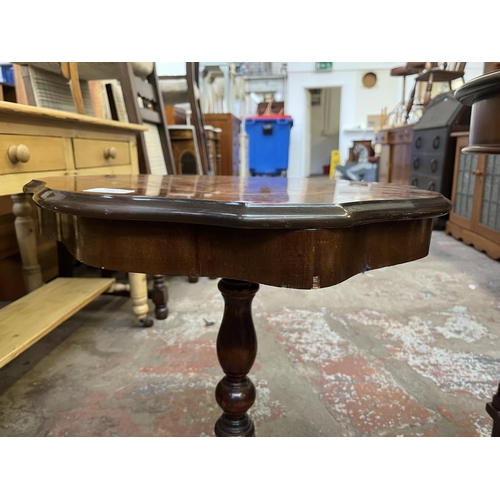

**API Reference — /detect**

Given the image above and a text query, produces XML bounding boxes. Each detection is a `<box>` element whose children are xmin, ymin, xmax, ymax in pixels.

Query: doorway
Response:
<box><xmin>308</xmin><ymin>87</ymin><xmax>341</xmax><ymax>176</ymax></box>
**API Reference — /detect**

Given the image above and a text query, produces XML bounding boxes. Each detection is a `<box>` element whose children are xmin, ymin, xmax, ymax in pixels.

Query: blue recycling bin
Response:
<box><xmin>245</xmin><ymin>115</ymin><xmax>293</xmax><ymax>176</ymax></box>
<box><xmin>0</xmin><ymin>64</ymin><xmax>14</xmax><ymax>85</ymax></box>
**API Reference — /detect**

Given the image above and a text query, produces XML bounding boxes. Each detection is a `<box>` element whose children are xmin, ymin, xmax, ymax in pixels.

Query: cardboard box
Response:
<box><xmin>367</xmin><ymin>114</ymin><xmax>381</xmax><ymax>129</ymax></box>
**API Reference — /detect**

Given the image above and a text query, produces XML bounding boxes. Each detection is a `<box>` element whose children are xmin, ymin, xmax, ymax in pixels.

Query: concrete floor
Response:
<box><xmin>0</xmin><ymin>231</ymin><xmax>499</xmax><ymax>437</ymax></box>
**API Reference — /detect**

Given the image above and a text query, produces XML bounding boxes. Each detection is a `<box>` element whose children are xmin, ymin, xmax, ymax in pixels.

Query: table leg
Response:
<box><xmin>152</xmin><ymin>274</ymin><xmax>168</xmax><ymax>320</ymax></box>
<box><xmin>128</xmin><ymin>272</ymin><xmax>153</xmax><ymax>327</ymax></box>
<box><xmin>214</xmin><ymin>278</ymin><xmax>259</xmax><ymax>437</ymax></box>
<box><xmin>12</xmin><ymin>193</ymin><xmax>43</xmax><ymax>293</ymax></box>
<box><xmin>486</xmin><ymin>383</ymin><xmax>500</xmax><ymax>437</ymax></box>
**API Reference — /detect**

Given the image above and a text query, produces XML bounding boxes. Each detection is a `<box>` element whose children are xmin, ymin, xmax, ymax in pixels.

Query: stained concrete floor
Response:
<box><xmin>0</xmin><ymin>231</ymin><xmax>499</xmax><ymax>437</ymax></box>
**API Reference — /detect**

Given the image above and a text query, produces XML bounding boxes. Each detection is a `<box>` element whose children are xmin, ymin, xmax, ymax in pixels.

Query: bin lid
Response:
<box><xmin>246</xmin><ymin>115</ymin><xmax>292</xmax><ymax>120</ymax></box>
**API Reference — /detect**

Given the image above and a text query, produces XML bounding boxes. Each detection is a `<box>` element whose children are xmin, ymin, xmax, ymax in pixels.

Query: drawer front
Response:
<box><xmin>73</xmin><ymin>138</ymin><xmax>130</xmax><ymax>169</ymax></box>
<box><xmin>387</xmin><ymin>126</ymin><xmax>413</xmax><ymax>144</ymax></box>
<box><xmin>412</xmin><ymin>130</ymin><xmax>447</xmax><ymax>155</ymax></box>
<box><xmin>0</xmin><ymin>135</ymin><xmax>66</xmax><ymax>175</ymax></box>
<box><xmin>411</xmin><ymin>153</ymin><xmax>445</xmax><ymax>177</ymax></box>
<box><xmin>409</xmin><ymin>173</ymin><xmax>442</xmax><ymax>192</ymax></box>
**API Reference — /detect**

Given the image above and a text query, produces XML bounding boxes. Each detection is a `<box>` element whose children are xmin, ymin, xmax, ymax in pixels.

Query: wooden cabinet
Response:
<box><xmin>410</xmin><ymin>129</ymin><xmax>456</xmax><ymax>194</ymax></box>
<box><xmin>408</xmin><ymin>91</ymin><xmax>470</xmax><ymax>200</ymax></box>
<box><xmin>0</xmin><ymin>102</ymin><xmax>142</xmax><ymax>197</ymax></box>
<box><xmin>387</xmin><ymin>124</ymin><xmax>414</xmax><ymax>184</ymax></box>
<box><xmin>204</xmin><ymin>113</ymin><xmax>241</xmax><ymax>176</ymax></box>
<box><xmin>375</xmin><ymin>125</ymin><xmax>413</xmax><ymax>184</ymax></box>
<box><xmin>166</xmin><ymin>126</ymin><xmax>200</xmax><ymax>175</ymax></box>
<box><xmin>446</xmin><ymin>134</ymin><xmax>500</xmax><ymax>259</ymax></box>
<box><xmin>205</xmin><ymin>126</ymin><xmax>222</xmax><ymax>176</ymax></box>
<box><xmin>0</xmin><ymin>101</ymin><xmax>144</xmax><ymax>299</ymax></box>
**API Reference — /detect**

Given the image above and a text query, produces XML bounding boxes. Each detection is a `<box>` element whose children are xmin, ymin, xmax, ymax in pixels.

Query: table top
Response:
<box><xmin>454</xmin><ymin>70</ymin><xmax>500</xmax><ymax>155</ymax></box>
<box><xmin>26</xmin><ymin>174</ymin><xmax>452</xmax><ymax>289</ymax></box>
<box><xmin>455</xmin><ymin>70</ymin><xmax>500</xmax><ymax>106</ymax></box>
<box><xmin>25</xmin><ymin>174</ymin><xmax>452</xmax><ymax>230</ymax></box>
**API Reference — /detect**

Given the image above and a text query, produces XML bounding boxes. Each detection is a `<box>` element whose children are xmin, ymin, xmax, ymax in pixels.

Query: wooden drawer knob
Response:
<box><xmin>104</xmin><ymin>146</ymin><xmax>117</xmax><ymax>159</ymax></box>
<box><xmin>8</xmin><ymin>144</ymin><xmax>31</xmax><ymax>164</ymax></box>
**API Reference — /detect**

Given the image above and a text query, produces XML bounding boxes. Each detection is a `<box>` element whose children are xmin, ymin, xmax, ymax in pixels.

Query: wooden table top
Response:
<box><xmin>455</xmin><ymin>70</ymin><xmax>500</xmax><ymax>106</ymax></box>
<box><xmin>26</xmin><ymin>174</ymin><xmax>452</xmax><ymax>288</ymax></box>
<box><xmin>455</xmin><ymin>70</ymin><xmax>500</xmax><ymax>155</ymax></box>
<box><xmin>25</xmin><ymin>174</ymin><xmax>451</xmax><ymax>229</ymax></box>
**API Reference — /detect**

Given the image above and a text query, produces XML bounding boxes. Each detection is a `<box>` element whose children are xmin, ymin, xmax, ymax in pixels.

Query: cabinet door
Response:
<box><xmin>390</xmin><ymin>145</ymin><xmax>404</xmax><ymax>184</ymax></box>
<box><xmin>378</xmin><ymin>144</ymin><xmax>390</xmax><ymax>183</ymax></box>
<box><xmin>390</xmin><ymin>144</ymin><xmax>411</xmax><ymax>185</ymax></box>
<box><xmin>449</xmin><ymin>136</ymin><xmax>479</xmax><ymax>230</ymax></box>
<box><xmin>474</xmin><ymin>154</ymin><xmax>500</xmax><ymax>244</ymax></box>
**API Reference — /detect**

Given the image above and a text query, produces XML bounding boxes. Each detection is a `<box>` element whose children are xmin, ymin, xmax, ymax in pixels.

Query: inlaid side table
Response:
<box><xmin>25</xmin><ymin>174</ymin><xmax>451</xmax><ymax>437</ymax></box>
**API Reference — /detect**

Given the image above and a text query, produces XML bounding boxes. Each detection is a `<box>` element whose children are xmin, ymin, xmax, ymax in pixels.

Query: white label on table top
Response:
<box><xmin>83</xmin><ymin>188</ymin><xmax>135</xmax><ymax>194</ymax></box>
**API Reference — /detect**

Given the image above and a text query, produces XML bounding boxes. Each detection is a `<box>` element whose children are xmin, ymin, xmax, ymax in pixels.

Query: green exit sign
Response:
<box><xmin>316</xmin><ymin>62</ymin><xmax>333</xmax><ymax>71</ymax></box>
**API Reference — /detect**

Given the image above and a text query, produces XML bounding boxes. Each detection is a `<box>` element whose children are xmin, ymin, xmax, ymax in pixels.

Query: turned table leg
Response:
<box><xmin>152</xmin><ymin>274</ymin><xmax>168</xmax><ymax>320</ymax></box>
<box><xmin>214</xmin><ymin>278</ymin><xmax>259</xmax><ymax>437</ymax></box>
<box><xmin>12</xmin><ymin>193</ymin><xmax>43</xmax><ymax>292</ymax></box>
<box><xmin>486</xmin><ymin>383</ymin><xmax>500</xmax><ymax>437</ymax></box>
<box><xmin>128</xmin><ymin>272</ymin><xmax>153</xmax><ymax>327</ymax></box>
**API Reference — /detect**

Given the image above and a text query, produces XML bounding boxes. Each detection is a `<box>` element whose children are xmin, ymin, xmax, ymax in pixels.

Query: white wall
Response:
<box><xmin>285</xmin><ymin>62</ymin><xmax>486</xmax><ymax>178</ymax></box>
<box><xmin>354</xmin><ymin>69</ymin><xmax>401</xmax><ymax>126</ymax></box>
<box><xmin>286</xmin><ymin>62</ymin><xmax>405</xmax><ymax>178</ymax></box>
<box><xmin>156</xmin><ymin>62</ymin><xmax>187</xmax><ymax>75</ymax></box>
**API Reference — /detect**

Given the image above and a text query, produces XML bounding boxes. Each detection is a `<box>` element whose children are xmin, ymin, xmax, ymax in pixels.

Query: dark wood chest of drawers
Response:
<box><xmin>409</xmin><ymin>92</ymin><xmax>470</xmax><ymax>228</ymax></box>
<box><xmin>409</xmin><ymin>92</ymin><xmax>470</xmax><ymax>199</ymax></box>
<box><xmin>409</xmin><ymin>127</ymin><xmax>455</xmax><ymax>195</ymax></box>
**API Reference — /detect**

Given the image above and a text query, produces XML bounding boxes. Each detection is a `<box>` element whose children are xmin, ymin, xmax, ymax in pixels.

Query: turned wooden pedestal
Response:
<box><xmin>25</xmin><ymin>174</ymin><xmax>452</xmax><ymax>436</ymax></box>
<box><xmin>215</xmin><ymin>279</ymin><xmax>259</xmax><ymax>437</ymax></box>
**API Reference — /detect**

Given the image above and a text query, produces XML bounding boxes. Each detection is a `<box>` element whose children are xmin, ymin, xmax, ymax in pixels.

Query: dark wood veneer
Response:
<box><xmin>455</xmin><ymin>70</ymin><xmax>500</xmax><ymax>155</ymax></box>
<box><xmin>24</xmin><ymin>173</ymin><xmax>451</xmax><ymax>436</ymax></box>
<box><xmin>25</xmin><ymin>175</ymin><xmax>451</xmax><ymax>230</ymax></box>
